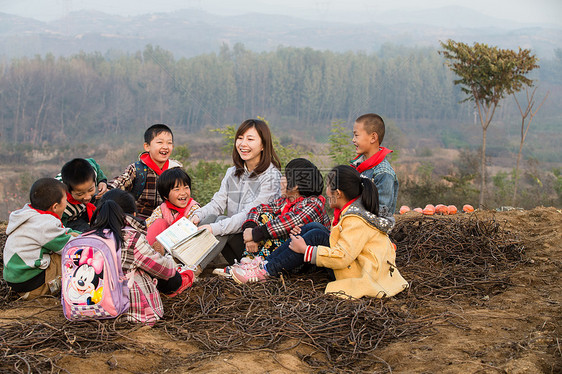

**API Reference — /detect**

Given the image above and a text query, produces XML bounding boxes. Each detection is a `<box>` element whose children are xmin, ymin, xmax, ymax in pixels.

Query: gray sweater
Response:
<box><xmin>192</xmin><ymin>163</ymin><xmax>281</xmax><ymax>236</ymax></box>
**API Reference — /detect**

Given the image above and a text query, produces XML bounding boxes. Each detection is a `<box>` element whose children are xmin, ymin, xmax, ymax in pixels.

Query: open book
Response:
<box><xmin>155</xmin><ymin>217</ymin><xmax>219</xmax><ymax>267</ymax></box>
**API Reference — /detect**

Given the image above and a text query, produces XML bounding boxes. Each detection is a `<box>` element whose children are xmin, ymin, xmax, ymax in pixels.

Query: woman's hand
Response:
<box><xmin>243</xmin><ymin>228</ymin><xmax>253</xmax><ymax>243</ymax></box>
<box><xmin>198</xmin><ymin>224</ymin><xmax>212</xmax><ymax>234</ymax></box>
<box><xmin>289</xmin><ymin>234</ymin><xmax>307</xmax><ymax>254</ymax></box>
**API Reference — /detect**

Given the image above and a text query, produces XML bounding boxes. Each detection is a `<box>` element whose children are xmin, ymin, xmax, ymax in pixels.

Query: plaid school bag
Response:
<box><xmin>61</xmin><ymin>230</ymin><xmax>130</xmax><ymax>320</ymax></box>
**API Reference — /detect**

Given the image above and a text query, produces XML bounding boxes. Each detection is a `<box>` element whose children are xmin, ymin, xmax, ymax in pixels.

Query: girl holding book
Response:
<box><xmin>145</xmin><ymin>167</ymin><xmax>200</xmax><ymax>246</ymax></box>
<box><xmin>191</xmin><ymin>119</ymin><xmax>282</xmax><ymax>268</ymax></box>
<box><xmin>92</xmin><ymin>189</ymin><xmax>197</xmax><ymax>325</ymax></box>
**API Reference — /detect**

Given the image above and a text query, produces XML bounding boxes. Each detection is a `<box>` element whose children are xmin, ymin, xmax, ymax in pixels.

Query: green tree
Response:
<box><xmin>439</xmin><ymin>40</ymin><xmax>538</xmax><ymax>208</ymax></box>
<box><xmin>328</xmin><ymin>120</ymin><xmax>355</xmax><ymax>165</ymax></box>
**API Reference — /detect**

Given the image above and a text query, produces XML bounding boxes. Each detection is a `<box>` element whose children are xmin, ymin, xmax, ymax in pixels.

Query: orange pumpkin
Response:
<box><xmin>447</xmin><ymin>205</ymin><xmax>458</xmax><ymax>215</ymax></box>
<box><xmin>435</xmin><ymin>204</ymin><xmax>448</xmax><ymax>215</ymax></box>
<box><xmin>413</xmin><ymin>207</ymin><xmax>423</xmax><ymax>213</ymax></box>
<box><xmin>399</xmin><ymin>205</ymin><xmax>410</xmax><ymax>214</ymax></box>
<box><xmin>423</xmin><ymin>204</ymin><xmax>435</xmax><ymax>215</ymax></box>
<box><xmin>463</xmin><ymin>204</ymin><xmax>475</xmax><ymax>213</ymax></box>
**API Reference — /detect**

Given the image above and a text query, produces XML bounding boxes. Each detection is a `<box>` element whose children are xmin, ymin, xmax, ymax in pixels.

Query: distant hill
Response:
<box><xmin>0</xmin><ymin>7</ymin><xmax>560</xmax><ymax>59</ymax></box>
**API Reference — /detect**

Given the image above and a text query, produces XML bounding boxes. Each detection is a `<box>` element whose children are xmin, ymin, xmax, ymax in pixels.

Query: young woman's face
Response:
<box><xmin>235</xmin><ymin>126</ymin><xmax>263</xmax><ymax>167</ymax></box>
<box><xmin>326</xmin><ymin>184</ymin><xmax>339</xmax><ymax>209</ymax></box>
<box><xmin>167</xmin><ymin>181</ymin><xmax>191</xmax><ymax>208</ymax></box>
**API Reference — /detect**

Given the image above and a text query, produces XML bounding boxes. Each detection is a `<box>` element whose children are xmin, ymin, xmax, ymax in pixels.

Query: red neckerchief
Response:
<box><xmin>332</xmin><ymin>197</ymin><xmax>359</xmax><ymax>227</ymax></box>
<box><xmin>281</xmin><ymin>196</ymin><xmax>305</xmax><ymax>215</ymax></box>
<box><xmin>351</xmin><ymin>147</ymin><xmax>392</xmax><ymax>173</ymax></box>
<box><xmin>30</xmin><ymin>205</ymin><xmax>63</xmax><ymax>224</ymax></box>
<box><xmin>66</xmin><ymin>192</ymin><xmax>96</xmax><ymax>221</ymax></box>
<box><xmin>140</xmin><ymin>152</ymin><xmax>169</xmax><ymax>176</ymax></box>
<box><xmin>165</xmin><ymin>199</ymin><xmax>192</xmax><ymax>224</ymax></box>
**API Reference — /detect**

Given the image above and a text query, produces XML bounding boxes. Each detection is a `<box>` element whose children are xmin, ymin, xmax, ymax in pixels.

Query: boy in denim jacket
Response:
<box><xmin>350</xmin><ymin>113</ymin><xmax>398</xmax><ymax>223</ymax></box>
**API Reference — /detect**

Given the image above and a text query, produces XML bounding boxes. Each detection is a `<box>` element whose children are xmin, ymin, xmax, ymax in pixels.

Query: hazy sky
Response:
<box><xmin>1</xmin><ymin>0</ymin><xmax>561</xmax><ymax>26</ymax></box>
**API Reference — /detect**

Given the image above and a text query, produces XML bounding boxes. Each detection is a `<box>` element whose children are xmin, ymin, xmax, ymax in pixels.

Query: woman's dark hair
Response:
<box><xmin>232</xmin><ymin>119</ymin><xmax>281</xmax><ymax>177</ymax></box>
<box><xmin>157</xmin><ymin>167</ymin><xmax>192</xmax><ymax>200</ymax></box>
<box><xmin>90</xmin><ymin>200</ymin><xmax>126</xmax><ymax>246</ymax></box>
<box><xmin>326</xmin><ymin>165</ymin><xmax>379</xmax><ymax>215</ymax></box>
<box><xmin>284</xmin><ymin>158</ymin><xmax>323</xmax><ymax>197</ymax></box>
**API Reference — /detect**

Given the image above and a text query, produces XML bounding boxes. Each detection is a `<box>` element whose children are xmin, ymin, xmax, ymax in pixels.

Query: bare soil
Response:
<box><xmin>1</xmin><ymin>207</ymin><xmax>561</xmax><ymax>373</ymax></box>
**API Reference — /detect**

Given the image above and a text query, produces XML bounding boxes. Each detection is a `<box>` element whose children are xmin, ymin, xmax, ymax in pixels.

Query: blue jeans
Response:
<box><xmin>265</xmin><ymin>222</ymin><xmax>331</xmax><ymax>277</ymax></box>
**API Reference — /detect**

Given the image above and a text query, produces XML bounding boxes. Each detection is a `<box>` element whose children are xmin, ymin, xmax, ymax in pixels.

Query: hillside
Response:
<box><xmin>0</xmin><ymin>207</ymin><xmax>560</xmax><ymax>373</ymax></box>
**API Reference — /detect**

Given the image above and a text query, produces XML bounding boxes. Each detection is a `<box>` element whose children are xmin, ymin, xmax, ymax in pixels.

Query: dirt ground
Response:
<box><xmin>0</xmin><ymin>207</ymin><xmax>561</xmax><ymax>373</ymax></box>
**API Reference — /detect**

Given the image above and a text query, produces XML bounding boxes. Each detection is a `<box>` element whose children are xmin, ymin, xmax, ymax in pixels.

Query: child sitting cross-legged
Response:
<box><xmin>215</xmin><ymin>158</ymin><xmax>330</xmax><ymax>277</ymax></box>
<box><xmin>3</xmin><ymin>178</ymin><xmax>78</xmax><ymax>299</ymax></box>
<box><xmin>145</xmin><ymin>167</ymin><xmax>200</xmax><ymax>247</ymax></box>
<box><xmin>231</xmin><ymin>165</ymin><xmax>408</xmax><ymax>299</ymax></box>
<box><xmin>92</xmin><ymin>189</ymin><xmax>199</xmax><ymax>325</ymax></box>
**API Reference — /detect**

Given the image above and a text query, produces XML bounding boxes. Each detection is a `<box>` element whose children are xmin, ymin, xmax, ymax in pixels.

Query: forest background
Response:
<box><xmin>0</xmin><ymin>9</ymin><xmax>561</xmax><ymax>220</ymax></box>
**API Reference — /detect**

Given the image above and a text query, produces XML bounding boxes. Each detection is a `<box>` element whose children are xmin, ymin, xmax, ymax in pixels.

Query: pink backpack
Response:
<box><xmin>61</xmin><ymin>230</ymin><xmax>130</xmax><ymax>320</ymax></box>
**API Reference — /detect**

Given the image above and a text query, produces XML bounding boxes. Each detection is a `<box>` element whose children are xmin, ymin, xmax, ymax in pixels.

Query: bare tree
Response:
<box><xmin>512</xmin><ymin>87</ymin><xmax>549</xmax><ymax>205</ymax></box>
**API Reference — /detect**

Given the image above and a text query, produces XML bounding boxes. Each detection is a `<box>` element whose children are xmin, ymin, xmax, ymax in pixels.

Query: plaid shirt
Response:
<box><xmin>108</xmin><ymin>155</ymin><xmax>182</xmax><ymax>219</ymax></box>
<box><xmin>243</xmin><ymin>196</ymin><xmax>330</xmax><ymax>241</ymax></box>
<box><xmin>121</xmin><ymin>215</ymin><xmax>176</xmax><ymax>325</ymax></box>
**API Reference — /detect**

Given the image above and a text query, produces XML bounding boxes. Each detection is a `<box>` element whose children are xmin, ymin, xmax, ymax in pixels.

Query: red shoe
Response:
<box><xmin>166</xmin><ymin>267</ymin><xmax>195</xmax><ymax>297</ymax></box>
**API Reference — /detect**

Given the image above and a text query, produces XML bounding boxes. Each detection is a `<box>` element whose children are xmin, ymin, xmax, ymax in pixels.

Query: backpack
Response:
<box><xmin>130</xmin><ymin>160</ymin><xmax>148</xmax><ymax>201</ymax></box>
<box><xmin>61</xmin><ymin>230</ymin><xmax>130</xmax><ymax>320</ymax></box>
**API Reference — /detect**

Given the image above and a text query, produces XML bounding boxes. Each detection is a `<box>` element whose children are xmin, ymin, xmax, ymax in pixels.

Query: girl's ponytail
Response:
<box><xmin>359</xmin><ymin>177</ymin><xmax>379</xmax><ymax>216</ymax></box>
<box><xmin>327</xmin><ymin>165</ymin><xmax>379</xmax><ymax>215</ymax></box>
<box><xmin>90</xmin><ymin>200</ymin><xmax>126</xmax><ymax>246</ymax></box>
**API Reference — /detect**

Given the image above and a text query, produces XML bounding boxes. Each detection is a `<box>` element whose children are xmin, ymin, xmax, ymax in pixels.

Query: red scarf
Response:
<box><xmin>281</xmin><ymin>196</ymin><xmax>305</xmax><ymax>215</ymax></box>
<box><xmin>332</xmin><ymin>197</ymin><xmax>358</xmax><ymax>227</ymax></box>
<box><xmin>30</xmin><ymin>205</ymin><xmax>63</xmax><ymax>224</ymax></box>
<box><xmin>351</xmin><ymin>147</ymin><xmax>392</xmax><ymax>173</ymax></box>
<box><xmin>66</xmin><ymin>192</ymin><xmax>96</xmax><ymax>221</ymax></box>
<box><xmin>140</xmin><ymin>152</ymin><xmax>169</xmax><ymax>176</ymax></box>
<box><xmin>165</xmin><ymin>199</ymin><xmax>193</xmax><ymax>224</ymax></box>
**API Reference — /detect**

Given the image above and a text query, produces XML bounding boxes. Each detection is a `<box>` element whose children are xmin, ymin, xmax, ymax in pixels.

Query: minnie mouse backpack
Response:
<box><xmin>61</xmin><ymin>230</ymin><xmax>130</xmax><ymax>320</ymax></box>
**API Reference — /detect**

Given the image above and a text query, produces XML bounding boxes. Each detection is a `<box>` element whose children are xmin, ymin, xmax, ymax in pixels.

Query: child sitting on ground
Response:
<box><xmin>350</xmin><ymin>113</ymin><xmax>399</xmax><ymax>223</ymax></box>
<box><xmin>231</xmin><ymin>165</ymin><xmax>408</xmax><ymax>299</ymax></box>
<box><xmin>3</xmin><ymin>178</ymin><xmax>77</xmax><ymax>299</ymax></box>
<box><xmin>59</xmin><ymin>158</ymin><xmax>108</xmax><ymax>231</ymax></box>
<box><xmin>109</xmin><ymin>124</ymin><xmax>182</xmax><ymax>220</ymax></box>
<box><xmin>92</xmin><ymin>189</ymin><xmax>198</xmax><ymax>325</ymax></box>
<box><xmin>145</xmin><ymin>167</ymin><xmax>201</xmax><ymax>246</ymax></box>
<box><xmin>215</xmin><ymin>158</ymin><xmax>330</xmax><ymax>276</ymax></box>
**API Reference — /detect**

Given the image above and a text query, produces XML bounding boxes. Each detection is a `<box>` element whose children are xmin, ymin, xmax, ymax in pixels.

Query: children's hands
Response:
<box><xmin>96</xmin><ymin>182</ymin><xmax>108</xmax><ymax>198</ymax></box>
<box><xmin>191</xmin><ymin>215</ymin><xmax>201</xmax><ymax>225</ymax></box>
<box><xmin>243</xmin><ymin>228</ymin><xmax>253</xmax><ymax>243</ymax></box>
<box><xmin>152</xmin><ymin>241</ymin><xmax>166</xmax><ymax>256</ymax></box>
<box><xmin>289</xmin><ymin>234</ymin><xmax>307</xmax><ymax>254</ymax></box>
<box><xmin>198</xmin><ymin>224</ymin><xmax>212</xmax><ymax>234</ymax></box>
<box><xmin>245</xmin><ymin>241</ymin><xmax>259</xmax><ymax>253</ymax></box>
<box><xmin>290</xmin><ymin>226</ymin><xmax>302</xmax><ymax>236</ymax></box>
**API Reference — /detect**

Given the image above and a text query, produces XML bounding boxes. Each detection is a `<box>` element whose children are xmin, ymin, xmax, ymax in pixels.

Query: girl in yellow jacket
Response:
<box><xmin>231</xmin><ymin>165</ymin><xmax>408</xmax><ymax>299</ymax></box>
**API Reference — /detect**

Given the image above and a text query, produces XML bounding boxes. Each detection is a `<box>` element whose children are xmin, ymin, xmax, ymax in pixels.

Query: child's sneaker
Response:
<box><xmin>231</xmin><ymin>263</ymin><xmax>268</xmax><ymax>284</ymax></box>
<box><xmin>212</xmin><ymin>266</ymin><xmax>233</xmax><ymax>278</ymax></box>
<box><xmin>166</xmin><ymin>266</ymin><xmax>195</xmax><ymax>297</ymax></box>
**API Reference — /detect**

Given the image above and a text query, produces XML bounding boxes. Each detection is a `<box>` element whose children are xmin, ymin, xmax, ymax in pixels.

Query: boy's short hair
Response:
<box><xmin>60</xmin><ymin>158</ymin><xmax>96</xmax><ymax>191</ymax></box>
<box><xmin>30</xmin><ymin>178</ymin><xmax>67</xmax><ymax>211</ymax></box>
<box><xmin>98</xmin><ymin>189</ymin><xmax>137</xmax><ymax>215</ymax></box>
<box><xmin>157</xmin><ymin>168</ymin><xmax>192</xmax><ymax>200</ymax></box>
<box><xmin>144</xmin><ymin>124</ymin><xmax>173</xmax><ymax>144</ymax></box>
<box><xmin>285</xmin><ymin>158</ymin><xmax>324</xmax><ymax>197</ymax></box>
<box><xmin>356</xmin><ymin>113</ymin><xmax>385</xmax><ymax>144</ymax></box>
